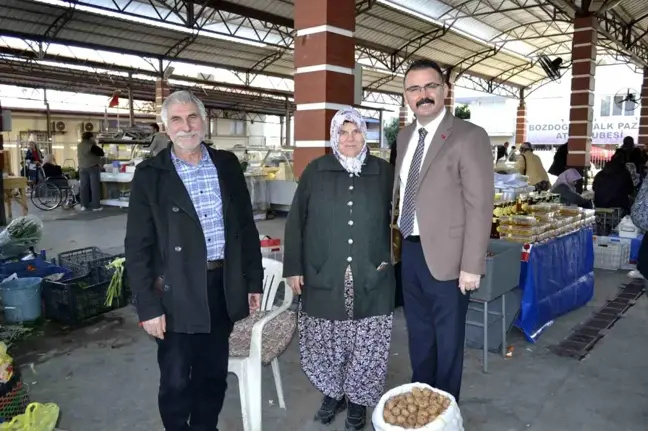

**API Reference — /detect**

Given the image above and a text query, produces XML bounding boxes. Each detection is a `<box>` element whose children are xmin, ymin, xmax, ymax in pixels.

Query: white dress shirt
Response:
<box><xmin>398</xmin><ymin>108</ymin><xmax>446</xmax><ymax>236</ymax></box>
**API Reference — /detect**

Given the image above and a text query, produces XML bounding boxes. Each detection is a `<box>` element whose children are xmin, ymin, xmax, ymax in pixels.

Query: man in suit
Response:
<box><xmin>125</xmin><ymin>90</ymin><xmax>263</xmax><ymax>431</ymax></box>
<box><xmin>391</xmin><ymin>60</ymin><xmax>494</xmax><ymax>402</ymax></box>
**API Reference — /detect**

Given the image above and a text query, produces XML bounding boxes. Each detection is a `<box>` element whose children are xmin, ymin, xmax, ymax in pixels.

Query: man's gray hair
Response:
<box><xmin>160</xmin><ymin>90</ymin><xmax>207</xmax><ymax>126</ymax></box>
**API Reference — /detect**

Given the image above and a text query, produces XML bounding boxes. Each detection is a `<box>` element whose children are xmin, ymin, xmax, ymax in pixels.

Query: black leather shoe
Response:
<box><xmin>314</xmin><ymin>395</ymin><xmax>347</xmax><ymax>424</ymax></box>
<box><xmin>345</xmin><ymin>401</ymin><xmax>367</xmax><ymax>430</ymax></box>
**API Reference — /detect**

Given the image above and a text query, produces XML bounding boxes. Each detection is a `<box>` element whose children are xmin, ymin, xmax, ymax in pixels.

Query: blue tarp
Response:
<box><xmin>515</xmin><ymin>228</ymin><xmax>595</xmax><ymax>342</ymax></box>
<box><xmin>0</xmin><ymin>257</ymin><xmax>75</xmax><ymax>282</ymax></box>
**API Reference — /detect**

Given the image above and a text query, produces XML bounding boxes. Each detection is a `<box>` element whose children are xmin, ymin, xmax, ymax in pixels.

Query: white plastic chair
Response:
<box><xmin>228</xmin><ymin>258</ymin><xmax>295</xmax><ymax>431</ymax></box>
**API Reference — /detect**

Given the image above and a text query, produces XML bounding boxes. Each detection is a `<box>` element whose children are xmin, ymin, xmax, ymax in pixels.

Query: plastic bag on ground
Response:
<box><xmin>617</xmin><ymin>215</ymin><xmax>639</xmax><ymax>238</ymax></box>
<box><xmin>0</xmin><ymin>216</ymin><xmax>43</xmax><ymax>260</ymax></box>
<box><xmin>372</xmin><ymin>383</ymin><xmax>464</xmax><ymax>431</ymax></box>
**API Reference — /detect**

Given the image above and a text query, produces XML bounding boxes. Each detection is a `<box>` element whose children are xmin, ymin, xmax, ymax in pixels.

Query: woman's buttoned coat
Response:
<box><xmin>283</xmin><ymin>154</ymin><xmax>396</xmax><ymax>321</ymax></box>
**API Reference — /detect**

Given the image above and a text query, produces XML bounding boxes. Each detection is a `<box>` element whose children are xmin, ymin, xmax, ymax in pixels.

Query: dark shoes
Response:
<box><xmin>345</xmin><ymin>401</ymin><xmax>367</xmax><ymax>431</ymax></box>
<box><xmin>314</xmin><ymin>395</ymin><xmax>347</xmax><ymax>424</ymax></box>
<box><xmin>313</xmin><ymin>396</ymin><xmax>367</xmax><ymax>430</ymax></box>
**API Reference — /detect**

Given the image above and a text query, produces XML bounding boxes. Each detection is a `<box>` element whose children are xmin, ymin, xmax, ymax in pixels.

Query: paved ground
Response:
<box><xmin>7</xmin><ymin>203</ymin><xmax>648</xmax><ymax>430</ymax></box>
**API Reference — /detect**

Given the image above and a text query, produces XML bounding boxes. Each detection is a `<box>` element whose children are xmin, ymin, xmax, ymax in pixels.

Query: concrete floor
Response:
<box><xmin>8</xmin><ymin>203</ymin><xmax>648</xmax><ymax>431</ymax></box>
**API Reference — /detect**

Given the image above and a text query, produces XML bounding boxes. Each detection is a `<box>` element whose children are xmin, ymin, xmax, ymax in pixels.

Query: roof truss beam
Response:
<box><xmin>0</xmin><ymin>54</ymin><xmax>294</xmax><ymax>116</ymax></box>
<box><xmin>596</xmin><ymin>11</ymin><xmax>648</xmax><ymax>67</ymax></box>
<box><xmin>455</xmin><ymin>74</ymin><xmax>521</xmax><ymax>98</ymax></box>
<box><xmin>11</xmin><ymin>0</ymin><xmax>532</xmax><ymax>98</ymax></box>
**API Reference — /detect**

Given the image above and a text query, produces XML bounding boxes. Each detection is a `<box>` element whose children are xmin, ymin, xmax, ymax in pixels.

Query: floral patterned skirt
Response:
<box><xmin>298</xmin><ymin>266</ymin><xmax>393</xmax><ymax>407</ymax></box>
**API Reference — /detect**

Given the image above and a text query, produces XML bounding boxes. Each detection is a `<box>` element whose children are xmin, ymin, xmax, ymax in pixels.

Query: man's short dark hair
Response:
<box><xmin>623</xmin><ymin>136</ymin><xmax>635</xmax><ymax>147</ymax></box>
<box><xmin>151</xmin><ymin>123</ymin><xmax>160</xmax><ymax>132</ymax></box>
<box><xmin>81</xmin><ymin>131</ymin><xmax>94</xmax><ymax>140</ymax></box>
<box><xmin>404</xmin><ymin>60</ymin><xmax>446</xmax><ymax>85</ymax></box>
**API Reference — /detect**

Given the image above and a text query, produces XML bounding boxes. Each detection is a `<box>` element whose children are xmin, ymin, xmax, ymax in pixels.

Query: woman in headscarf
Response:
<box><xmin>283</xmin><ymin>108</ymin><xmax>395</xmax><ymax>431</ymax></box>
<box><xmin>593</xmin><ymin>152</ymin><xmax>635</xmax><ymax>212</ymax></box>
<box><xmin>551</xmin><ymin>168</ymin><xmax>593</xmax><ymax>208</ymax></box>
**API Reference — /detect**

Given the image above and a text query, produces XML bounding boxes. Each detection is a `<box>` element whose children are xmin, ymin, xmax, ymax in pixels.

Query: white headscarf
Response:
<box><xmin>330</xmin><ymin>108</ymin><xmax>368</xmax><ymax>176</ymax></box>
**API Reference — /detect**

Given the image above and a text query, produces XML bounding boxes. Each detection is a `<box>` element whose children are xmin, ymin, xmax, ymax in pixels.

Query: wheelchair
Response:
<box><xmin>30</xmin><ymin>169</ymin><xmax>79</xmax><ymax>211</ymax></box>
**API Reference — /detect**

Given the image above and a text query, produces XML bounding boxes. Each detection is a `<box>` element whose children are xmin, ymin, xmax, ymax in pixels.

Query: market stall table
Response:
<box><xmin>515</xmin><ymin>227</ymin><xmax>595</xmax><ymax>341</ymax></box>
<box><xmin>3</xmin><ymin>176</ymin><xmax>28</xmax><ymax>219</ymax></box>
<box><xmin>100</xmin><ymin>172</ymin><xmax>132</xmax><ymax>208</ymax></box>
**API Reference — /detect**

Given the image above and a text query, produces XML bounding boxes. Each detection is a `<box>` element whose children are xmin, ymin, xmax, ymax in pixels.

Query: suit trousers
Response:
<box><xmin>156</xmin><ymin>267</ymin><xmax>233</xmax><ymax>431</ymax></box>
<box><xmin>401</xmin><ymin>238</ymin><xmax>470</xmax><ymax>402</ymax></box>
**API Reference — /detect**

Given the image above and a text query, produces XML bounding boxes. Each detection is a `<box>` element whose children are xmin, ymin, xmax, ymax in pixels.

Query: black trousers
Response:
<box><xmin>157</xmin><ymin>267</ymin><xmax>233</xmax><ymax>431</ymax></box>
<box><xmin>401</xmin><ymin>239</ymin><xmax>470</xmax><ymax>402</ymax></box>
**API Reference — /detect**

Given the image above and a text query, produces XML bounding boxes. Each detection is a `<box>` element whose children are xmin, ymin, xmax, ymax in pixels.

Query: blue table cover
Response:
<box><xmin>514</xmin><ymin>228</ymin><xmax>594</xmax><ymax>342</ymax></box>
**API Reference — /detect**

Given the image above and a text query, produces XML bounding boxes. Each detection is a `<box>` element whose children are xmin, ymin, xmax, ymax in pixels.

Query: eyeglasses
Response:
<box><xmin>405</xmin><ymin>82</ymin><xmax>443</xmax><ymax>94</ymax></box>
<box><xmin>339</xmin><ymin>129</ymin><xmax>362</xmax><ymax>139</ymax></box>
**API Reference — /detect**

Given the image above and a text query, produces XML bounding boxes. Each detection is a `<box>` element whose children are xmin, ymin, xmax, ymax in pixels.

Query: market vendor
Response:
<box><xmin>551</xmin><ymin>168</ymin><xmax>593</xmax><ymax>208</ymax></box>
<box><xmin>515</xmin><ymin>142</ymin><xmax>550</xmax><ymax>191</ymax></box>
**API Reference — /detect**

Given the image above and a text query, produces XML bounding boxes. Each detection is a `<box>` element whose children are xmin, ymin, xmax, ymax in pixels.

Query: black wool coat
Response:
<box><xmin>125</xmin><ymin>144</ymin><xmax>263</xmax><ymax>333</ymax></box>
<box><xmin>283</xmin><ymin>154</ymin><xmax>396</xmax><ymax>321</ymax></box>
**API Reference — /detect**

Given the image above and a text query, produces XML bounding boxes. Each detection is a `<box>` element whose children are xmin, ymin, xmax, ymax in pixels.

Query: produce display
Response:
<box><xmin>491</xmin><ymin>192</ymin><xmax>594</xmax><ymax>245</ymax></box>
<box><xmin>382</xmin><ymin>387</ymin><xmax>450</xmax><ymax>429</ymax></box>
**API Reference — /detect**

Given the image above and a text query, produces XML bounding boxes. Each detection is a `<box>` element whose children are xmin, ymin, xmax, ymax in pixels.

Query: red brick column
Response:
<box><xmin>567</xmin><ymin>16</ymin><xmax>597</xmax><ymax>172</ymax></box>
<box><xmin>155</xmin><ymin>78</ymin><xmax>170</xmax><ymax>130</ymax></box>
<box><xmin>399</xmin><ymin>105</ymin><xmax>409</xmax><ymax>129</ymax></box>
<box><xmin>639</xmin><ymin>68</ymin><xmax>648</xmax><ymax>145</ymax></box>
<box><xmin>515</xmin><ymin>98</ymin><xmax>527</xmax><ymax>145</ymax></box>
<box><xmin>293</xmin><ymin>0</ymin><xmax>356</xmax><ymax>178</ymax></box>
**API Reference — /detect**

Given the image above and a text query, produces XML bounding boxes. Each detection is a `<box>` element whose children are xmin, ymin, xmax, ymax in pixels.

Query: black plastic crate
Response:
<box><xmin>42</xmin><ymin>265</ymin><xmax>126</xmax><ymax>325</ymax></box>
<box><xmin>57</xmin><ymin>247</ymin><xmax>111</xmax><ymax>269</ymax></box>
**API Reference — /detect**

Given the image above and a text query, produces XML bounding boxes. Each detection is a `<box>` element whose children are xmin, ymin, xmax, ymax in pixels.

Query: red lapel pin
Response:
<box><xmin>441</xmin><ymin>134</ymin><xmax>446</xmax><ymax>140</ymax></box>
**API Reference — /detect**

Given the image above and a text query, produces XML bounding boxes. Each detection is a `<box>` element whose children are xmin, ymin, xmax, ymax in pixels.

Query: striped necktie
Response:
<box><xmin>400</xmin><ymin>128</ymin><xmax>428</xmax><ymax>238</ymax></box>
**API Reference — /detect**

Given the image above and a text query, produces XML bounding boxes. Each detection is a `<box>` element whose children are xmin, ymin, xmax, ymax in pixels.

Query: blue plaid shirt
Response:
<box><xmin>171</xmin><ymin>145</ymin><xmax>225</xmax><ymax>260</ymax></box>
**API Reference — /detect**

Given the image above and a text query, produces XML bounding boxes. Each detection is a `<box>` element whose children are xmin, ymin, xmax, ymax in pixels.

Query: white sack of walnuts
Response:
<box><xmin>372</xmin><ymin>383</ymin><xmax>464</xmax><ymax>431</ymax></box>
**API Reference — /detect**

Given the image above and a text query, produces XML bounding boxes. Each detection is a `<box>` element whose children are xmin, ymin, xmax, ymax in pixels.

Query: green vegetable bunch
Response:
<box><xmin>105</xmin><ymin>257</ymin><xmax>126</xmax><ymax>307</ymax></box>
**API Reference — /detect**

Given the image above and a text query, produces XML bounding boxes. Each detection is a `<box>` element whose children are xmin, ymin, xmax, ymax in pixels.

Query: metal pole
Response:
<box><xmin>0</xmin><ymin>101</ymin><xmax>7</xmax><ymax>226</ymax></box>
<box><xmin>284</xmin><ymin>96</ymin><xmax>291</xmax><ymax>147</ymax></box>
<box><xmin>379</xmin><ymin>109</ymin><xmax>384</xmax><ymax>148</ymax></box>
<box><xmin>128</xmin><ymin>72</ymin><xmax>134</xmax><ymax>127</ymax></box>
<box><xmin>44</xmin><ymin>89</ymin><xmax>52</xmax><ymax>153</ymax></box>
<box><xmin>279</xmin><ymin>115</ymin><xmax>284</xmax><ymax>146</ymax></box>
<box><xmin>207</xmin><ymin>109</ymin><xmax>212</xmax><ymax>139</ymax></box>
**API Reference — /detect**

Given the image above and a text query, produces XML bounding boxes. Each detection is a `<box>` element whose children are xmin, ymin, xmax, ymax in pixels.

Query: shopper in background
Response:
<box><xmin>515</xmin><ymin>142</ymin><xmax>550</xmax><ymax>191</ymax></box>
<box><xmin>125</xmin><ymin>90</ymin><xmax>263</xmax><ymax>431</ymax></box>
<box><xmin>42</xmin><ymin>154</ymin><xmax>63</xmax><ymax>179</ymax></box>
<box><xmin>631</xmin><ymin>174</ymin><xmax>648</xmax><ymax>278</ymax></box>
<box><xmin>495</xmin><ymin>141</ymin><xmax>509</xmax><ymax>162</ymax></box>
<box><xmin>593</xmin><ymin>152</ymin><xmax>634</xmax><ymax>213</ymax></box>
<box><xmin>283</xmin><ymin>107</ymin><xmax>395</xmax><ymax>430</ymax></box>
<box><xmin>147</xmin><ymin>123</ymin><xmax>170</xmax><ymax>157</ymax></box>
<box><xmin>507</xmin><ymin>145</ymin><xmax>518</xmax><ymax>162</ymax></box>
<box><xmin>393</xmin><ymin>59</ymin><xmax>494</xmax><ymax>403</ymax></box>
<box><xmin>76</xmin><ymin>132</ymin><xmax>104</xmax><ymax>212</ymax></box>
<box><xmin>25</xmin><ymin>141</ymin><xmax>43</xmax><ymax>185</ymax></box>
<box><xmin>548</xmin><ymin>142</ymin><xmax>568</xmax><ymax>177</ymax></box>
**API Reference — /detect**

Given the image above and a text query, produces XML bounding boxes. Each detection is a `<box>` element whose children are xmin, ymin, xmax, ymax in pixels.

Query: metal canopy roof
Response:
<box><xmin>0</xmin><ymin>56</ymin><xmax>293</xmax><ymax>117</ymax></box>
<box><xmin>0</xmin><ymin>0</ymin><xmax>646</xmax><ymax>108</ymax></box>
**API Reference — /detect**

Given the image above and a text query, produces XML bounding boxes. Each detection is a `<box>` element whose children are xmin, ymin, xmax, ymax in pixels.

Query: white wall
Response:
<box><xmin>453</xmin><ymin>64</ymin><xmax>644</xmax><ymax>147</ymax></box>
<box><xmin>526</xmin><ymin>65</ymin><xmax>642</xmax><ymax>145</ymax></box>
<box><xmin>465</xmin><ymin>97</ymin><xmax>518</xmax><ymax>137</ymax></box>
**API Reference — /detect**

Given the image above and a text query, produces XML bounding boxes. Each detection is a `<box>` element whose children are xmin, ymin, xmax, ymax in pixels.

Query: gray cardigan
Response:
<box><xmin>283</xmin><ymin>154</ymin><xmax>396</xmax><ymax>321</ymax></box>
